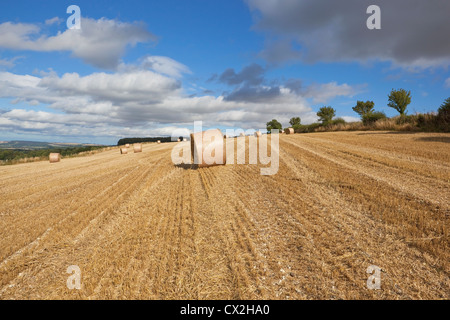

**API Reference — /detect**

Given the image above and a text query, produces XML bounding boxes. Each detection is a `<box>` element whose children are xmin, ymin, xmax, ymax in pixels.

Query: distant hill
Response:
<box><xmin>0</xmin><ymin>140</ymin><xmax>103</xmax><ymax>150</ymax></box>
<box><xmin>0</xmin><ymin>141</ymin><xmax>107</xmax><ymax>164</ymax></box>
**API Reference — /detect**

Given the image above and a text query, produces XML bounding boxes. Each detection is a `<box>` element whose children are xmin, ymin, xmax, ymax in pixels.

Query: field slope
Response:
<box><xmin>0</xmin><ymin>131</ymin><xmax>448</xmax><ymax>299</ymax></box>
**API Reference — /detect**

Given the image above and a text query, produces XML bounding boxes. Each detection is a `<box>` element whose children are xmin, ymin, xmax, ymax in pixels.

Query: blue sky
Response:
<box><xmin>0</xmin><ymin>0</ymin><xmax>449</xmax><ymax>145</ymax></box>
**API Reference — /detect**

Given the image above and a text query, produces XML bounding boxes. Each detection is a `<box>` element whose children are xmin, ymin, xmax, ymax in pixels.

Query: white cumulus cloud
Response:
<box><xmin>0</xmin><ymin>18</ymin><xmax>155</xmax><ymax>69</ymax></box>
<box><xmin>141</xmin><ymin>56</ymin><xmax>191</xmax><ymax>78</ymax></box>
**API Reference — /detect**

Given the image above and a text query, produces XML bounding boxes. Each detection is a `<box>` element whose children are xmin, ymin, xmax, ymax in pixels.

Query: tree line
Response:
<box><xmin>117</xmin><ymin>137</ymin><xmax>172</xmax><ymax>146</ymax></box>
<box><xmin>267</xmin><ymin>89</ymin><xmax>450</xmax><ymax>133</ymax></box>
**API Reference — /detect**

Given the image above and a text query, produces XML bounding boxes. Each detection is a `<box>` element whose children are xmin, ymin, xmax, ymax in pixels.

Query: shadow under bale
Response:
<box><xmin>416</xmin><ymin>136</ymin><xmax>450</xmax><ymax>143</ymax></box>
<box><xmin>174</xmin><ymin>163</ymin><xmax>198</xmax><ymax>170</ymax></box>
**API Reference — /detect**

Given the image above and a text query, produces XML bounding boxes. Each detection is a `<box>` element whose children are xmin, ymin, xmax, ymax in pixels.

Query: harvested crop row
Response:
<box><xmin>0</xmin><ymin>132</ymin><xmax>448</xmax><ymax>299</ymax></box>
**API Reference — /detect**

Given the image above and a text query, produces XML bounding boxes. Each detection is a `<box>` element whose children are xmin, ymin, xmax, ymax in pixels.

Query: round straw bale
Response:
<box><xmin>190</xmin><ymin>129</ymin><xmax>226</xmax><ymax>168</ymax></box>
<box><xmin>177</xmin><ymin>139</ymin><xmax>181</xmax><ymax>142</ymax></box>
<box><xmin>133</xmin><ymin>144</ymin><xmax>142</xmax><ymax>153</ymax></box>
<box><xmin>285</xmin><ymin>128</ymin><xmax>294</xmax><ymax>134</ymax></box>
<box><xmin>49</xmin><ymin>153</ymin><xmax>61</xmax><ymax>163</ymax></box>
<box><xmin>120</xmin><ymin>148</ymin><xmax>128</xmax><ymax>154</ymax></box>
<box><xmin>157</xmin><ymin>140</ymin><xmax>161</xmax><ymax>144</ymax></box>
<box><xmin>125</xmin><ymin>144</ymin><xmax>130</xmax><ymax>148</ymax></box>
<box><xmin>183</xmin><ymin>138</ymin><xmax>187</xmax><ymax>142</ymax></box>
<box><xmin>254</xmin><ymin>131</ymin><xmax>262</xmax><ymax>137</ymax></box>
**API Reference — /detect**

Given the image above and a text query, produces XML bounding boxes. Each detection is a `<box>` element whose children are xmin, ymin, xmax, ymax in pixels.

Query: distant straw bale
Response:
<box><xmin>133</xmin><ymin>144</ymin><xmax>142</xmax><ymax>153</ymax></box>
<box><xmin>285</xmin><ymin>128</ymin><xmax>294</xmax><ymax>134</ymax></box>
<box><xmin>49</xmin><ymin>153</ymin><xmax>61</xmax><ymax>163</ymax></box>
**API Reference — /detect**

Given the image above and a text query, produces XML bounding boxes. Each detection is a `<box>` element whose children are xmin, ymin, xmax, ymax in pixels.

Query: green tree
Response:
<box><xmin>387</xmin><ymin>88</ymin><xmax>411</xmax><ymax>116</ymax></box>
<box><xmin>438</xmin><ymin>97</ymin><xmax>450</xmax><ymax>116</ymax></box>
<box><xmin>266</xmin><ymin>119</ymin><xmax>282</xmax><ymax>133</ymax></box>
<box><xmin>438</xmin><ymin>97</ymin><xmax>450</xmax><ymax>125</ymax></box>
<box><xmin>352</xmin><ymin>101</ymin><xmax>375</xmax><ymax>118</ymax></box>
<box><xmin>317</xmin><ymin>106</ymin><xmax>336</xmax><ymax>125</ymax></box>
<box><xmin>289</xmin><ymin>117</ymin><xmax>301</xmax><ymax>127</ymax></box>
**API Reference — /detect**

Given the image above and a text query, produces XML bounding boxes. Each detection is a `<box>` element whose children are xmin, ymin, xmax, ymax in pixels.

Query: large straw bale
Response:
<box><xmin>190</xmin><ymin>129</ymin><xmax>226</xmax><ymax>168</ymax></box>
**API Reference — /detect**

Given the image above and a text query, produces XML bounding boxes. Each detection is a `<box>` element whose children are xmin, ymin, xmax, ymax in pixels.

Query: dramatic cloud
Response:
<box><xmin>216</xmin><ymin>63</ymin><xmax>265</xmax><ymax>86</ymax></box>
<box><xmin>247</xmin><ymin>0</ymin><xmax>450</xmax><ymax>69</ymax></box>
<box><xmin>215</xmin><ymin>64</ymin><xmax>361</xmax><ymax>105</ymax></box>
<box><xmin>0</xmin><ymin>58</ymin><xmax>362</xmax><ymax>142</ymax></box>
<box><xmin>284</xmin><ymin>79</ymin><xmax>303</xmax><ymax>94</ymax></box>
<box><xmin>0</xmin><ymin>18</ymin><xmax>155</xmax><ymax>69</ymax></box>
<box><xmin>259</xmin><ymin>39</ymin><xmax>302</xmax><ymax>65</ymax></box>
<box><xmin>225</xmin><ymin>85</ymin><xmax>281</xmax><ymax>103</ymax></box>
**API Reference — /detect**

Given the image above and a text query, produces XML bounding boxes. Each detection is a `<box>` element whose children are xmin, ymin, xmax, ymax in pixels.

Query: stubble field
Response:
<box><xmin>0</xmin><ymin>131</ymin><xmax>448</xmax><ymax>299</ymax></box>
